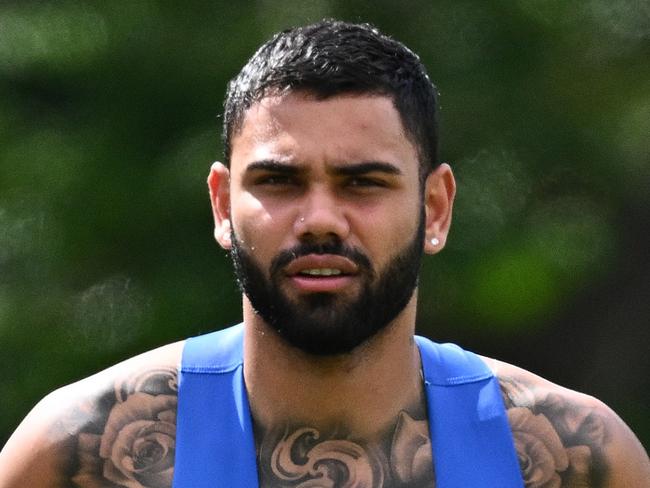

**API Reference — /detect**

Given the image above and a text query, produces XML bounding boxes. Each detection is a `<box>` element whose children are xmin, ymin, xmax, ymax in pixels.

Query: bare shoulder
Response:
<box><xmin>0</xmin><ymin>340</ymin><xmax>184</xmax><ymax>488</ymax></box>
<box><xmin>482</xmin><ymin>356</ymin><xmax>650</xmax><ymax>488</ymax></box>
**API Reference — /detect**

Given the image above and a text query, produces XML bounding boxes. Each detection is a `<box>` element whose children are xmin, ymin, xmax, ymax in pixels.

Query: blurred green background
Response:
<box><xmin>1</xmin><ymin>0</ymin><xmax>648</xmax><ymax>448</ymax></box>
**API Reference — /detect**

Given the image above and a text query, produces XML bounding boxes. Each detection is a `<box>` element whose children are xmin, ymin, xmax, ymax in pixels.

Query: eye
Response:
<box><xmin>346</xmin><ymin>176</ymin><xmax>387</xmax><ymax>188</ymax></box>
<box><xmin>255</xmin><ymin>174</ymin><xmax>297</xmax><ymax>186</ymax></box>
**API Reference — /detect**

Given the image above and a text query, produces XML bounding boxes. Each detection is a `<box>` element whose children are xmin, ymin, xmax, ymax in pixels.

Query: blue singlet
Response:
<box><xmin>173</xmin><ymin>324</ymin><xmax>524</xmax><ymax>487</ymax></box>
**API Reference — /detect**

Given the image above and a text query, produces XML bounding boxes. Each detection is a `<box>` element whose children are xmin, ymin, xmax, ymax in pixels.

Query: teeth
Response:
<box><xmin>301</xmin><ymin>268</ymin><xmax>342</xmax><ymax>276</ymax></box>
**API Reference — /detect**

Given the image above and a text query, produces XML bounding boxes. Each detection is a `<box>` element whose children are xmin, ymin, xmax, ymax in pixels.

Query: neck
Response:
<box><xmin>242</xmin><ymin>295</ymin><xmax>425</xmax><ymax>442</ymax></box>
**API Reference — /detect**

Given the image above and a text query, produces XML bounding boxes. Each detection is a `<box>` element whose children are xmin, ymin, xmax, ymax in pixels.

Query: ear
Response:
<box><xmin>423</xmin><ymin>163</ymin><xmax>456</xmax><ymax>254</ymax></box>
<box><xmin>207</xmin><ymin>161</ymin><xmax>232</xmax><ymax>250</ymax></box>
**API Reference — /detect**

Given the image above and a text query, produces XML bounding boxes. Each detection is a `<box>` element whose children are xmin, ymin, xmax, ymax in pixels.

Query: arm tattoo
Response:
<box><xmin>256</xmin><ymin>410</ymin><xmax>434</xmax><ymax>488</ymax></box>
<box><xmin>69</xmin><ymin>367</ymin><xmax>178</xmax><ymax>488</ymax></box>
<box><xmin>499</xmin><ymin>376</ymin><xmax>609</xmax><ymax>488</ymax></box>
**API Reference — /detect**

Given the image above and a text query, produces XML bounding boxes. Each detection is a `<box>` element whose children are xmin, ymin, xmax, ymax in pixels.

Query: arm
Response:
<box><xmin>0</xmin><ymin>388</ymin><xmax>78</xmax><ymax>488</ymax></box>
<box><xmin>0</xmin><ymin>343</ymin><xmax>182</xmax><ymax>488</ymax></box>
<box><xmin>489</xmin><ymin>359</ymin><xmax>650</xmax><ymax>488</ymax></box>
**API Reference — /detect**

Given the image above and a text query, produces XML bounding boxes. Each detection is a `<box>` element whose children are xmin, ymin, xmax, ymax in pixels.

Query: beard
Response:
<box><xmin>230</xmin><ymin>214</ymin><xmax>425</xmax><ymax>356</ymax></box>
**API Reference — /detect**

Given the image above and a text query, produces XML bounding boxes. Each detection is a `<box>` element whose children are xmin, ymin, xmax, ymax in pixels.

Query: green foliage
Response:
<box><xmin>1</xmin><ymin>1</ymin><xmax>648</xmax><ymax>447</ymax></box>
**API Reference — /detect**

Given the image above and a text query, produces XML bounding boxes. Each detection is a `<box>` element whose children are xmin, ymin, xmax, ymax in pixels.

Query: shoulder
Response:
<box><xmin>482</xmin><ymin>356</ymin><xmax>650</xmax><ymax>488</ymax></box>
<box><xmin>0</xmin><ymin>340</ymin><xmax>184</xmax><ymax>488</ymax></box>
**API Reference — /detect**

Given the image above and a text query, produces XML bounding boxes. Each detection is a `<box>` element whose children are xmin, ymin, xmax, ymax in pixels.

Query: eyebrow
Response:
<box><xmin>332</xmin><ymin>161</ymin><xmax>403</xmax><ymax>177</ymax></box>
<box><xmin>245</xmin><ymin>160</ymin><xmax>301</xmax><ymax>174</ymax></box>
<box><xmin>244</xmin><ymin>160</ymin><xmax>403</xmax><ymax>176</ymax></box>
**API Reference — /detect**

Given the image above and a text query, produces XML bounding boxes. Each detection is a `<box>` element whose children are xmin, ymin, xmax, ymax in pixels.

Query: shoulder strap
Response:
<box><xmin>416</xmin><ymin>336</ymin><xmax>524</xmax><ymax>487</ymax></box>
<box><xmin>173</xmin><ymin>324</ymin><xmax>259</xmax><ymax>487</ymax></box>
<box><xmin>174</xmin><ymin>328</ymin><xmax>522</xmax><ymax>487</ymax></box>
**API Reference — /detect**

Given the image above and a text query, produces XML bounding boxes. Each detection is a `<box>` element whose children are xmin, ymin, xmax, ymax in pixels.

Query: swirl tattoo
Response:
<box><xmin>270</xmin><ymin>427</ymin><xmax>382</xmax><ymax>487</ymax></box>
<box><xmin>258</xmin><ymin>411</ymin><xmax>434</xmax><ymax>488</ymax></box>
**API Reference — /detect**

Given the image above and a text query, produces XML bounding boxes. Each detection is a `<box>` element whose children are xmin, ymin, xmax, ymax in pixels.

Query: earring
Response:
<box><xmin>430</xmin><ymin>237</ymin><xmax>439</xmax><ymax>246</ymax></box>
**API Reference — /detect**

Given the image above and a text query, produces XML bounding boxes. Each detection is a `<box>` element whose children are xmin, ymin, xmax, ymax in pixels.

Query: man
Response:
<box><xmin>0</xmin><ymin>20</ymin><xmax>648</xmax><ymax>488</ymax></box>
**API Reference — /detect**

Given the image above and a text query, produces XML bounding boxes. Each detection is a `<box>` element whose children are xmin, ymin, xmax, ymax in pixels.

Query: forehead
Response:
<box><xmin>229</xmin><ymin>92</ymin><xmax>419</xmax><ymax>175</ymax></box>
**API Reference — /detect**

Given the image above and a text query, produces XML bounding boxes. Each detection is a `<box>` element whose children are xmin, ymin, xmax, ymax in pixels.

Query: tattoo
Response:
<box><xmin>256</xmin><ymin>410</ymin><xmax>435</xmax><ymax>488</ymax></box>
<box><xmin>59</xmin><ymin>366</ymin><xmax>612</xmax><ymax>488</ymax></box>
<box><xmin>70</xmin><ymin>367</ymin><xmax>178</xmax><ymax>488</ymax></box>
<box><xmin>499</xmin><ymin>376</ymin><xmax>609</xmax><ymax>488</ymax></box>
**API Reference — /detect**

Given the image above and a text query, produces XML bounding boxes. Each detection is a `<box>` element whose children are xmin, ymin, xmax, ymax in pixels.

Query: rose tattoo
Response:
<box><xmin>502</xmin><ymin>377</ymin><xmax>608</xmax><ymax>488</ymax></box>
<box><xmin>72</xmin><ymin>368</ymin><xmax>178</xmax><ymax>488</ymax></box>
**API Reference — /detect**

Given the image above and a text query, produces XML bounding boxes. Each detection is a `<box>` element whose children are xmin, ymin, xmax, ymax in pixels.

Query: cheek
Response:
<box><xmin>230</xmin><ymin>194</ymin><xmax>292</xmax><ymax>260</ymax></box>
<box><xmin>353</xmin><ymin>202</ymin><xmax>422</xmax><ymax>259</ymax></box>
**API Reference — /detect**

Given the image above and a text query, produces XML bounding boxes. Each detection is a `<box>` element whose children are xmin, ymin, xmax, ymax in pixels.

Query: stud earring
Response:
<box><xmin>430</xmin><ymin>237</ymin><xmax>439</xmax><ymax>246</ymax></box>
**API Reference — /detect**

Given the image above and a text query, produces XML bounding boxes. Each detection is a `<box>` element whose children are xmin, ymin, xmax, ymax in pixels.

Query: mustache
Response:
<box><xmin>270</xmin><ymin>241</ymin><xmax>374</xmax><ymax>277</ymax></box>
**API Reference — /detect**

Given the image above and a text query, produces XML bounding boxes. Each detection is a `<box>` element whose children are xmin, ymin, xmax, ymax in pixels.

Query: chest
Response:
<box><xmin>173</xmin><ymin>329</ymin><xmax>522</xmax><ymax>486</ymax></box>
<box><xmin>254</xmin><ymin>415</ymin><xmax>436</xmax><ymax>487</ymax></box>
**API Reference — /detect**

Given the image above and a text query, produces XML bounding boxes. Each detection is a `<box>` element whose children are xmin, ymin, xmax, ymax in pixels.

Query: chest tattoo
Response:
<box><xmin>256</xmin><ymin>411</ymin><xmax>434</xmax><ymax>488</ymax></box>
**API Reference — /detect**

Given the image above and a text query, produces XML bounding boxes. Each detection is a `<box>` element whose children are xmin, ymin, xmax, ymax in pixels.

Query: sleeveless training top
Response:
<box><xmin>173</xmin><ymin>324</ymin><xmax>524</xmax><ymax>487</ymax></box>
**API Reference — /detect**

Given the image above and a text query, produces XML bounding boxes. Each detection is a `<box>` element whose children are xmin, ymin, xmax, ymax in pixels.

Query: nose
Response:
<box><xmin>293</xmin><ymin>186</ymin><xmax>350</xmax><ymax>242</ymax></box>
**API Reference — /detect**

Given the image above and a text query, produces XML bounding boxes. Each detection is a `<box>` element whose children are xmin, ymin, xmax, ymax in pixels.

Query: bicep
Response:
<box><xmin>599</xmin><ymin>404</ymin><xmax>650</xmax><ymax>487</ymax></box>
<box><xmin>0</xmin><ymin>395</ymin><xmax>75</xmax><ymax>488</ymax></box>
<box><xmin>494</xmin><ymin>362</ymin><xmax>649</xmax><ymax>487</ymax></box>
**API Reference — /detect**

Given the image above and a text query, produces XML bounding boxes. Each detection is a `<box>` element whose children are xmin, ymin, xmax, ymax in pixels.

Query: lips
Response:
<box><xmin>284</xmin><ymin>254</ymin><xmax>359</xmax><ymax>277</ymax></box>
<box><xmin>283</xmin><ymin>254</ymin><xmax>359</xmax><ymax>293</ymax></box>
<box><xmin>299</xmin><ymin>268</ymin><xmax>343</xmax><ymax>276</ymax></box>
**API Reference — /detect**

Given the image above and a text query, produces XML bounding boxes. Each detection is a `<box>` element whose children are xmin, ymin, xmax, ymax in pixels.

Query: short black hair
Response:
<box><xmin>223</xmin><ymin>19</ymin><xmax>440</xmax><ymax>180</ymax></box>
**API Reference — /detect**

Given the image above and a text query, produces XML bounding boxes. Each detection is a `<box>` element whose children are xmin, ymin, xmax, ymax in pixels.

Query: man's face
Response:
<box><xmin>224</xmin><ymin>93</ymin><xmax>428</xmax><ymax>355</ymax></box>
